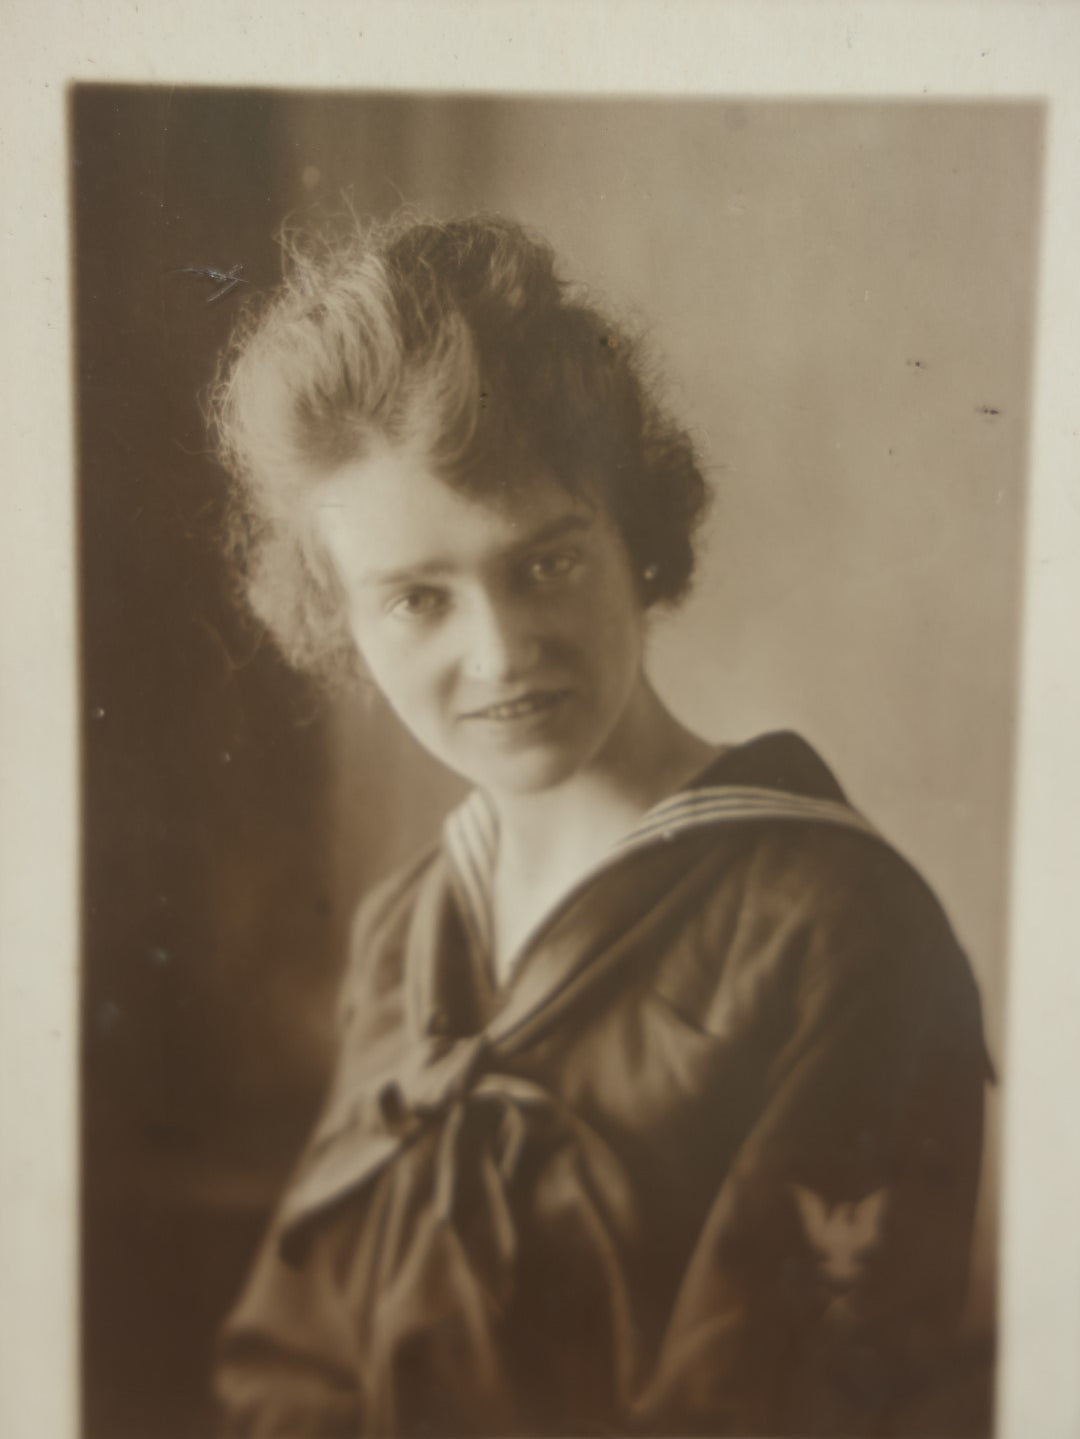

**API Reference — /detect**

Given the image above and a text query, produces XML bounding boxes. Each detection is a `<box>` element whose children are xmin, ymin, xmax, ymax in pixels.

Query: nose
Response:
<box><xmin>460</xmin><ymin>590</ymin><xmax>541</xmax><ymax>684</ymax></box>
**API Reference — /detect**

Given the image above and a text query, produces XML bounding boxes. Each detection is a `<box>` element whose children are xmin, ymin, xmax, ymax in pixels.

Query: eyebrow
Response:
<box><xmin>359</xmin><ymin>512</ymin><xmax>596</xmax><ymax>590</ymax></box>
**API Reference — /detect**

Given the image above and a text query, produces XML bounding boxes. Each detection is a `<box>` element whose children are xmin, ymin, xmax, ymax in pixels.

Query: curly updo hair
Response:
<box><xmin>210</xmin><ymin>211</ymin><xmax>710</xmax><ymax>683</ymax></box>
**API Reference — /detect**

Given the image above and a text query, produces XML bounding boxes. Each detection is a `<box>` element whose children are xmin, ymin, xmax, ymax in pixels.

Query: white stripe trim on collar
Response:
<box><xmin>442</xmin><ymin>790</ymin><xmax>496</xmax><ymax>960</ymax></box>
<box><xmin>442</xmin><ymin>784</ymin><xmax>877</xmax><ymax>970</ymax></box>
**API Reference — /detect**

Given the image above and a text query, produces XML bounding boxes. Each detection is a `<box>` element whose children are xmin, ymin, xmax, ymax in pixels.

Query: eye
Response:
<box><xmin>386</xmin><ymin>586</ymin><xmax>448</xmax><ymax>620</ymax></box>
<box><xmin>524</xmin><ymin>549</ymin><xmax>581</xmax><ymax>585</ymax></box>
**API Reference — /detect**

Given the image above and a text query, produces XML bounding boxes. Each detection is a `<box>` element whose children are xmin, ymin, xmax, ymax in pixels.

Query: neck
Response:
<box><xmin>486</xmin><ymin>678</ymin><xmax>717</xmax><ymax>882</ymax></box>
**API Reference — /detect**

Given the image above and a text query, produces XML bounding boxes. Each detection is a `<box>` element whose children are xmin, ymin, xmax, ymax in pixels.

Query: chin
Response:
<box><xmin>464</xmin><ymin>747</ymin><xmax>588</xmax><ymax>797</ymax></box>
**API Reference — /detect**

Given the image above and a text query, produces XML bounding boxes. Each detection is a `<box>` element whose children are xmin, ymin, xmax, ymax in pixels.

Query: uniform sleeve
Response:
<box><xmin>212</xmin><ymin>1207</ymin><xmax>364</xmax><ymax>1439</ymax></box>
<box><xmin>641</xmin><ymin>842</ymin><xmax>991</xmax><ymax>1438</ymax></box>
<box><xmin>213</xmin><ymin>876</ymin><xmax>417</xmax><ymax>1439</ymax></box>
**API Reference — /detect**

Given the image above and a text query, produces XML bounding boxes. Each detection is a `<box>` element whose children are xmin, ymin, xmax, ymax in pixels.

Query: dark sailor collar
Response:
<box><xmin>442</xmin><ymin>731</ymin><xmax>879</xmax><ymax>977</ymax></box>
<box><xmin>279</xmin><ymin>732</ymin><xmax>886</xmax><ymax>1259</ymax></box>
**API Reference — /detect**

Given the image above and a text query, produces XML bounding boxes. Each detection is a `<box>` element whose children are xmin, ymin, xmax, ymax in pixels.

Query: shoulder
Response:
<box><xmin>704</xmin><ymin>728</ymin><xmax>850</xmax><ymax>802</ymax></box>
<box><xmin>335</xmin><ymin>844</ymin><xmax>444</xmax><ymax>1026</ymax></box>
<box><xmin>348</xmin><ymin>845</ymin><xmax>442</xmax><ymax>948</ymax></box>
<box><xmin>665</xmin><ymin>814</ymin><xmax>993</xmax><ymax>1099</ymax></box>
<box><xmin>309</xmin><ymin>844</ymin><xmax>447</xmax><ymax>1138</ymax></box>
<box><xmin>686</xmin><ymin>731</ymin><xmax>982</xmax><ymax>1024</ymax></box>
<box><xmin>700</xmin><ymin>728</ymin><xmax>955</xmax><ymax>939</ymax></box>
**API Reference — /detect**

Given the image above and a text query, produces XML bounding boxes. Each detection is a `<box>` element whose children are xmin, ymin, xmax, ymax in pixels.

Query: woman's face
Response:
<box><xmin>310</xmin><ymin>440</ymin><xmax>650</xmax><ymax>798</ymax></box>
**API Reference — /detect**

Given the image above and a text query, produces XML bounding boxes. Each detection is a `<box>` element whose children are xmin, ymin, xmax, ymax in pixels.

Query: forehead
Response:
<box><xmin>309</xmin><ymin>441</ymin><xmax>597</xmax><ymax>578</ymax></box>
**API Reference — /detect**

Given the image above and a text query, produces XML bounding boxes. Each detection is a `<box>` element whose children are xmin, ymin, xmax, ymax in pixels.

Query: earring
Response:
<box><xmin>642</xmin><ymin>562</ymin><xmax>660</xmax><ymax>584</ymax></box>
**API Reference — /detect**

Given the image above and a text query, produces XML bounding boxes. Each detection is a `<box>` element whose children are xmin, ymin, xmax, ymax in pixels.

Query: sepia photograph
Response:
<box><xmin>71</xmin><ymin>85</ymin><xmax>1037</xmax><ymax>1437</ymax></box>
<box><xmin>5</xmin><ymin>7</ymin><xmax>1080</xmax><ymax>1439</ymax></box>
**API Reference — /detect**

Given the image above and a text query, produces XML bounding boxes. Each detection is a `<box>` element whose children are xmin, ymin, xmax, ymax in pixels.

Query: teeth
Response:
<box><xmin>478</xmin><ymin>693</ymin><xmax>560</xmax><ymax>720</ymax></box>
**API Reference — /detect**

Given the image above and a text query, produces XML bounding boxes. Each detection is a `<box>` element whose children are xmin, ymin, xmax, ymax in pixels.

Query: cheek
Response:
<box><xmin>351</xmin><ymin>626</ymin><xmax>454</xmax><ymax>718</ymax></box>
<box><xmin>583</xmin><ymin>570</ymin><xmax>646</xmax><ymax>663</ymax></box>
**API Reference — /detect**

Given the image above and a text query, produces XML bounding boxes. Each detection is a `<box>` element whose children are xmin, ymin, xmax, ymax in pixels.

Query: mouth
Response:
<box><xmin>462</xmin><ymin>689</ymin><xmax>570</xmax><ymax>723</ymax></box>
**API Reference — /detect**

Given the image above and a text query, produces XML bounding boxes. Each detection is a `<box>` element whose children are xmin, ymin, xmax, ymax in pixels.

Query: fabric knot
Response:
<box><xmin>376</xmin><ymin>1080</ymin><xmax>409</xmax><ymax>1131</ymax></box>
<box><xmin>385</xmin><ymin>1032</ymin><xmax>491</xmax><ymax>1125</ymax></box>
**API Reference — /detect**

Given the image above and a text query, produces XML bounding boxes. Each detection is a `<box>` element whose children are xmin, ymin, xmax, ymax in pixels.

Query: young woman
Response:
<box><xmin>211</xmin><ymin>214</ymin><xmax>990</xmax><ymax>1437</ymax></box>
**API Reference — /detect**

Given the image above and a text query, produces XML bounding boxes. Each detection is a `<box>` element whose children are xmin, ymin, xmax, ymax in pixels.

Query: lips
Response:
<box><xmin>462</xmin><ymin>689</ymin><xmax>570</xmax><ymax>723</ymax></box>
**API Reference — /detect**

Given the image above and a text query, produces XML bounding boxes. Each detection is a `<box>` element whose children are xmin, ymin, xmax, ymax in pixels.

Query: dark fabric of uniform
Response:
<box><xmin>215</xmin><ymin>732</ymin><xmax>991</xmax><ymax>1437</ymax></box>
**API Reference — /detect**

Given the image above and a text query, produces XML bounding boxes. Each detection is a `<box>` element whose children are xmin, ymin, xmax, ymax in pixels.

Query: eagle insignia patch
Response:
<box><xmin>791</xmin><ymin>1184</ymin><xmax>889</xmax><ymax>1286</ymax></box>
